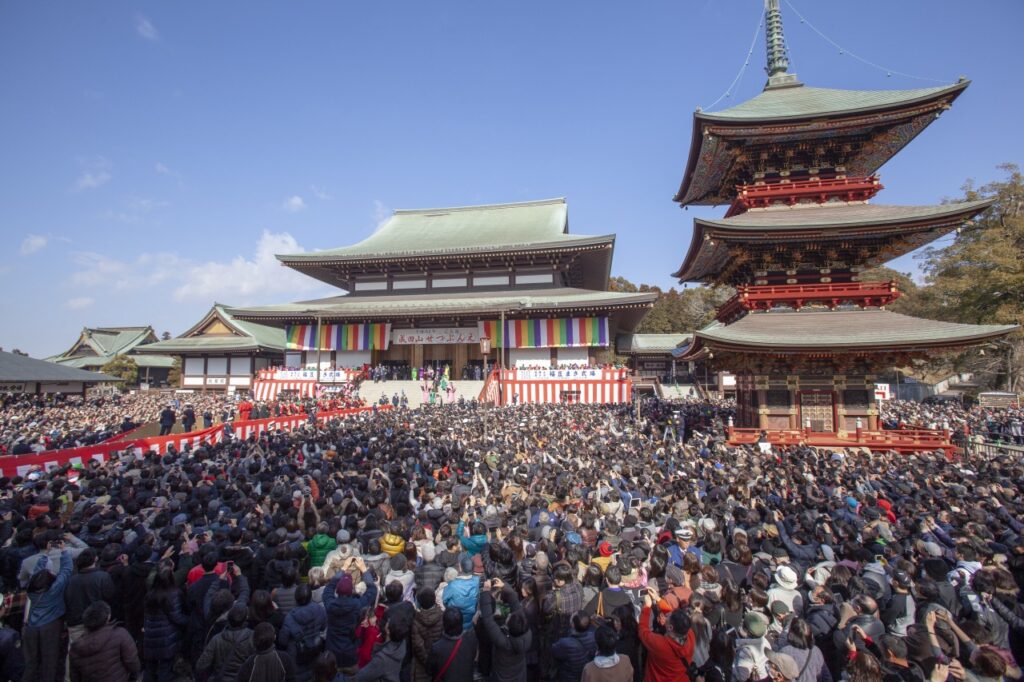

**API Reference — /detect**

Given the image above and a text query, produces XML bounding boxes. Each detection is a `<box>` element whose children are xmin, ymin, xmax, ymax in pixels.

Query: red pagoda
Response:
<box><xmin>673</xmin><ymin>0</ymin><xmax>1016</xmax><ymax>452</ymax></box>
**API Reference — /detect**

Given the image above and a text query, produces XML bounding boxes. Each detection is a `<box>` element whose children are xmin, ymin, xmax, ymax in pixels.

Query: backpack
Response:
<box><xmin>294</xmin><ymin>628</ymin><xmax>325</xmax><ymax>664</ymax></box>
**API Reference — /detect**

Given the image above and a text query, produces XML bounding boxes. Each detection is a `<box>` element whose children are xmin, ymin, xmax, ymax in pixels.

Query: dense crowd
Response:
<box><xmin>880</xmin><ymin>400</ymin><xmax>1024</xmax><ymax>445</ymax></box>
<box><xmin>0</xmin><ymin>397</ymin><xmax>1021</xmax><ymax>682</ymax></box>
<box><xmin>0</xmin><ymin>393</ymin><xmax>236</xmax><ymax>455</ymax></box>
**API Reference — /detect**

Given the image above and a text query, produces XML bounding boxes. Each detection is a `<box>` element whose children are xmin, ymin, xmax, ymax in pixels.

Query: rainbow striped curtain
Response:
<box><xmin>286</xmin><ymin>323</ymin><xmax>391</xmax><ymax>351</ymax></box>
<box><xmin>477</xmin><ymin>317</ymin><xmax>608</xmax><ymax>348</ymax></box>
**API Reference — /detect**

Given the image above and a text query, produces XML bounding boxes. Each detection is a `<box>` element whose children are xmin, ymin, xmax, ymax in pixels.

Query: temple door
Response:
<box><xmin>800</xmin><ymin>391</ymin><xmax>835</xmax><ymax>432</ymax></box>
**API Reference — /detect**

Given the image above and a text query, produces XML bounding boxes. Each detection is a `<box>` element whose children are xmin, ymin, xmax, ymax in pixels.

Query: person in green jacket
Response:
<box><xmin>307</xmin><ymin>522</ymin><xmax>337</xmax><ymax>569</ymax></box>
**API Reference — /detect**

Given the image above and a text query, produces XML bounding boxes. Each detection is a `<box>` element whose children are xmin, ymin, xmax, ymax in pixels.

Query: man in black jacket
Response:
<box><xmin>65</xmin><ymin>548</ymin><xmax>115</xmax><ymax>645</ymax></box>
<box><xmin>429</xmin><ymin>607</ymin><xmax>478</xmax><ymax>682</ymax></box>
<box><xmin>158</xmin><ymin>405</ymin><xmax>176</xmax><ymax>436</ymax></box>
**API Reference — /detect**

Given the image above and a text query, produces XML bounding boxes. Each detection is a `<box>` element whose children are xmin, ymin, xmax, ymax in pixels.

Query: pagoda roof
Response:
<box><xmin>134</xmin><ymin>304</ymin><xmax>287</xmax><ymax>355</ymax></box>
<box><xmin>674</xmin><ymin>80</ymin><xmax>968</xmax><ymax>206</ymax></box>
<box><xmin>229</xmin><ymin>287</ymin><xmax>657</xmax><ymax>323</ymax></box>
<box><xmin>616</xmin><ymin>333</ymin><xmax>692</xmax><ymax>354</ymax></box>
<box><xmin>674</xmin><ymin>309</ymin><xmax>1016</xmax><ymax>359</ymax></box>
<box><xmin>674</xmin><ymin>198</ymin><xmax>993</xmax><ymax>283</ymax></box>
<box><xmin>1</xmin><ymin>351</ymin><xmax>120</xmax><ymax>384</ymax></box>
<box><xmin>50</xmin><ymin>326</ymin><xmax>175</xmax><ymax>369</ymax></box>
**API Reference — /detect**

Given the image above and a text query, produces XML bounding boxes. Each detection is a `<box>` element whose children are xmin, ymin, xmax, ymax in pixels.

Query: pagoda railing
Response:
<box><xmin>716</xmin><ymin>280</ymin><xmax>900</xmax><ymax>322</ymax></box>
<box><xmin>726</xmin><ymin>174</ymin><xmax>884</xmax><ymax>216</ymax></box>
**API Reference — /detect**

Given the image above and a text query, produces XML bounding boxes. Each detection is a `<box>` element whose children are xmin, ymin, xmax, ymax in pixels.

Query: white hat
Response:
<box><xmin>775</xmin><ymin>565</ymin><xmax>799</xmax><ymax>590</ymax></box>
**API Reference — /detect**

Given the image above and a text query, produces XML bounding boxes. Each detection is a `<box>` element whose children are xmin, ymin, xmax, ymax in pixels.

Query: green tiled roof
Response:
<box><xmin>701</xmin><ymin>82</ymin><xmax>968</xmax><ymax>121</ymax></box>
<box><xmin>278</xmin><ymin>198</ymin><xmax>613</xmax><ymax>262</ymax></box>
<box><xmin>56</xmin><ymin>354</ymin><xmax>175</xmax><ymax>369</ymax></box>
<box><xmin>699</xmin><ymin>199</ymin><xmax>994</xmax><ymax>230</ymax></box>
<box><xmin>230</xmin><ymin>287</ymin><xmax>658</xmax><ymax>320</ymax></box>
<box><xmin>692</xmin><ymin>309</ymin><xmax>1016</xmax><ymax>349</ymax></box>
<box><xmin>135</xmin><ymin>304</ymin><xmax>287</xmax><ymax>354</ymax></box>
<box><xmin>616</xmin><ymin>333</ymin><xmax>693</xmax><ymax>353</ymax></box>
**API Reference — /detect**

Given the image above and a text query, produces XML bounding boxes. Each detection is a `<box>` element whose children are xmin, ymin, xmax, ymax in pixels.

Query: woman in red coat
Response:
<box><xmin>639</xmin><ymin>584</ymin><xmax>696</xmax><ymax>682</ymax></box>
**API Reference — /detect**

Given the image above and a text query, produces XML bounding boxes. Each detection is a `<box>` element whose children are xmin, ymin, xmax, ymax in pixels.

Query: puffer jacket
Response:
<box><xmin>143</xmin><ymin>589</ymin><xmax>188</xmax><ymax>661</ymax></box>
<box><xmin>354</xmin><ymin>639</ymin><xmax>406</xmax><ymax>682</ymax></box>
<box><xmin>195</xmin><ymin>626</ymin><xmax>254</xmax><ymax>682</ymax></box>
<box><xmin>479</xmin><ymin>590</ymin><xmax>532</xmax><ymax>682</ymax></box>
<box><xmin>307</xmin><ymin>534</ymin><xmax>336</xmax><ymax>568</ymax></box>
<box><xmin>279</xmin><ymin>602</ymin><xmax>327</xmax><ymax>682</ymax></box>
<box><xmin>380</xmin><ymin>533</ymin><xmax>406</xmax><ymax>557</ymax></box>
<box><xmin>69</xmin><ymin>623</ymin><xmax>141</xmax><ymax>682</ymax></box>
<box><xmin>236</xmin><ymin>645</ymin><xmax>298</xmax><ymax>682</ymax></box>
<box><xmin>323</xmin><ymin>576</ymin><xmax>379</xmax><ymax>668</ymax></box>
<box><xmin>411</xmin><ymin>606</ymin><xmax>444</xmax><ymax>682</ymax></box>
<box><xmin>442</xmin><ymin>575</ymin><xmax>481</xmax><ymax>632</ymax></box>
<box><xmin>25</xmin><ymin>549</ymin><xmax>73</xmax><ymax>627</ymax></box>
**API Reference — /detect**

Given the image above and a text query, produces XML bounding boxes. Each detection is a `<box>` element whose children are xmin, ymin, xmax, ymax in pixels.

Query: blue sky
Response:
<box><xmin>2</xmin><ymin>0</ymin><xmax>1022</xmax><ymax>357</ymax></box>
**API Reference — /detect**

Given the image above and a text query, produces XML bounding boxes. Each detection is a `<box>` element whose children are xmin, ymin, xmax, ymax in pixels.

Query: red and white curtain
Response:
<box><xmin>252</xmin><ymin>380</ymin><xmax>318</xmax><ymax>401</ymax></box>
<box><xmin>494</xmin><ymin>368</ymin><xmax>631</xmax><ymax>405</ymax></box>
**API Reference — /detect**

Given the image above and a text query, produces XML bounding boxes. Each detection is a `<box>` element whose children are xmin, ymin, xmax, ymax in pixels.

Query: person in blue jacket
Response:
<box><xmin>443</xmin><ymin>556</ymin><xmax>481</xmax><ymax>632</ymax></box>
<box><xmin>323</xmin><ymin>566</ymin><xmax>379</xmax><ymax>673</ymax></box>
<box><xmin>456</xmin><ymin>518</ymin><xmax>488</xmax><ymax>557</ymax></box>
<box><xmin>23</xmin><ymin>547</ymin><xmax>73</xmax><ymax>682</ymax></box>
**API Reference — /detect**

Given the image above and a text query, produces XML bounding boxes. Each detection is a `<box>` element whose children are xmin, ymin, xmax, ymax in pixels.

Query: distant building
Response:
<box><xmin>134</xmin><ymin>304</ymin><xmax>287</xmax><ymax>391</ymax></box>
<box><xmin>49</xmin><ymin>326</ymin><xmax>175</xmax><ymax>386</ymax></box>
<box><xmin>2</xmin><ymin>350</ymin><xmax>119</xmax><ymax>395</ymax></box>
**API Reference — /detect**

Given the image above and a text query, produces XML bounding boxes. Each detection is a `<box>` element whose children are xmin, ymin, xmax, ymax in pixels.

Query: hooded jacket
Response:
<box><xmin>25</xmin><ymin>549</ymin><xmax>73</xmax><ymax>627</ymax></box>
<box><xmin>306</xmin><ymin>534</ymin><xmax>336</xmax><ymax>568</ymax></box>
<box><xmin>442</xmin><ymin>574</ymin><xmax>481</xmax><ymax>632</ymax></box>
<box><xmin>323</xmin><ymin>575</ymin><xmax>379</xmax><ymax>668</ymax></box>
<box><xmin>639</xmin><ymin>604</ymin><xmax>696</xmax><ymax>682</ymax></box>
<box><xmin>455</xmin><ymin>521</ymin><xmax>487</xmax><ymax>557</ymax></box>
<box><xmin>279</xmin><ymin>602</ymin><xmax>327</xmax><ymax>682</ymax></box>
<box><xmin>69</xmin><ymin>623</ymin><xmax>141</xmax><ymax>682</ymax></box>
<box><xmin>236</xmin><ymin>644</ymin><xmax>298</xmax><ymax>682</ymax></box>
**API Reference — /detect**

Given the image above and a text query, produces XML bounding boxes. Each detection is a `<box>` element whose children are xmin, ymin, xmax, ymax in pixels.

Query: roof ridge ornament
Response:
<box><xmin>764</xmin><ymin>0</ymin><xmax>801</xmax><ymax>90</ymax></box>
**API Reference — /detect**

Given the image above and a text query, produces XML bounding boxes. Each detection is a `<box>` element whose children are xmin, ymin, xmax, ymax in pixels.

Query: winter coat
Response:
<box><xmin>68</xmin><ymin>623</ymin><xmax>141</xmax><ymax>682</ymax></box>
<box><xmin>779</xmin><ymin>645</ymin><xmax>831</xmax><ymax>682</ymax></box>
<box><xmin>25</xmin><ymin>549</ymin><xmax>73</xmax><ymax>627</ymax></box>
<box><xmin>380</xmin><ymin>533</ymin><xmax>406</xmax><ymax>557</ymax></box>
<box><xmin>279</xmin><ymin>602</ymin><xmax>327</xmax><ymax>682</ymax></box>
<box><xmin>638</xmin><ymin>604</ymin><xmax>696</xmax><ymax>682</ymax></box>
<box><xmin>428</xmin><ymin>630</ymin><xmax>478</xmax><ymax>682</ymax></box>
<box><xmin>236</xmin><ymin>645</ymin><xmax>298</xmax><ymax>682</ymax></box>
<box><xmin>196</xmin><ymin>625</ymin><xmax>255</xmax><ymax>682</ymax></box>
<box><xmin>323</xmin><ymin>576</ymin><xmax>379</xmax><ymax>668</ymax></box>
<box><xmin>353</xmin><ymin>639</ymin><xmax>406</xmax><ymax>682</ymax></box>
<box><xmin>307</xmin><ymin>534</ymin><xmax>336</xmax><ymax>568</ymax></box>
<box><xmin>805</xmin><ymin>604</ymin><xmax>838</xmax><ymax>641</ymax></box>
<box><xmin>455</xmin><ymin>521</ymin><xmax>487</xmax><ymax>557</ymax></box>
<box><xmin>122</xmin><ymin>560</ymin><xmax>153</xmax><ymax>637</ymax></box>
<box><xmin>582</xmin><ymin>655</ymin><xmax>635</xmax><ymax>682</ymax></box>
<box><xmin>143</xmin><ymin>589</ymin><xmax>188</xmax><ymax>661</ymax></box>
<box><xmin>551</xmin><ymin>628</ymin><xmax>598</xmax><ymax>682</ymax></box>
<box><xmin>479</xmin><ymin>590</ymin><xmax>532</xmax><ymax>682</ymax></box>
<box><xmin>442</xmin><ymin>575</ymin><xmax>481</xmax><ymax>632</ymax></box>
<box><xmin>65</xmin><ymin>566</ymin><xmax>116</xmax><ymax>627</ymax></box>
<box><xmin>411</xmin><ymin>606</ymin><xmax>444</xmax><ymax>682</ymax></box>
<box><xmin>413</xmin><ymin>561</ymin><xmax>446</xmax><ymax>595</ymax></box>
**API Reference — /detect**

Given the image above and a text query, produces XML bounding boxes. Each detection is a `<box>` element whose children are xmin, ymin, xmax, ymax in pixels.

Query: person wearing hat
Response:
<box><xmin>765</xmin><ymin>650</ymin><xmax>801</xmax><ymax>682</ymax></box>
<box><xmin>768</xmin><ymin>565</ymin><xmax>804</xmax><ymax>616</ymax></box>
<box><xmin>734</xmin><ymin>611</ymin><xmax>771</xmax><ymax>682</ymax></box>
<box><xmin>668</xmin><ymin>526</ymin><xmax>699</xmax><ymax>569</ymax></box>
<box><xmin>324</xmin><ymin>561</ymin><xmax>378</xmax><ymax>673</ymax></box>
<box><xmin>880</xmin><ymin>571</ymin><xmax>916</xmax><ymax>637</ymax></box>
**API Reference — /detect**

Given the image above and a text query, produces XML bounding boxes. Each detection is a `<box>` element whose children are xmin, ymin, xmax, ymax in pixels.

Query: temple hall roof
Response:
<box><xmin>616</xmin><ymin>333</ymin><xmax>693</xmax><ymax>354</ymax></box>
<box><xmin>135</xmin><ymin>304</ymin><xmax>287</xmax><ymax>355</ymax></box>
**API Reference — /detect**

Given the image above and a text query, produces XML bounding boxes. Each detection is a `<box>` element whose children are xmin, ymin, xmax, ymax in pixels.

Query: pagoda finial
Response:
<box><xmin>764</xmin><ymin>0</ymin><xmax>800</xmax><ymax>89</ymax></box>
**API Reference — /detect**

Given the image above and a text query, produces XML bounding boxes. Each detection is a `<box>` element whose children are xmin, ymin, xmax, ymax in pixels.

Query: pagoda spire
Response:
<box><xmin>764</xmin><ymin>0</ymin><xmax>800</xmax><ymax>89</ymax></box>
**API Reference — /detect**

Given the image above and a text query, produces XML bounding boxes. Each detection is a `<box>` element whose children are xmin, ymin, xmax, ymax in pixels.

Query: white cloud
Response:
<box><xmin>174</xmin><ymin>231</ymin><xmax>326</xmax><ymax>302</ymax></box>
<box><xmin>65</xmin><ymin>297</ymin><xmax>94</xmax><ymax>310</ymax></box>
<box><xmin>310</xmin><ymin>185</ymin><xmax>332</xmax><ymax>201</ymax></box>
<box><xmin>20</xmin><ymin>234</ymin><xmax>47</xmax><ymax>255</ymax></box>
<box><xmin>136</xmin><ymin>15</ymin><xmax>159</xmax><ymax>41</ymax></box>
<box><xmin>66</xmin><ymin>232</ymin><xmax>328</xmax><ymax>305</ymax></box>
<box><xmin>74</xmin><ymin>157</ymin><xmax>112</xmax><ymax>191</ymax></box>
<box><xmin>372</xmin><ymin>199</ymin><xmax>391</xmax><ymax>232</ymax></box>
<box><xmin>282</xmin><ymin>195</ymin><xmax>306</xmax><ymax>212</ymax></box>
<box><xmin>155</xmin><ymin>162</ymin><xmax>173</xmax><ymax>175</ymax></box>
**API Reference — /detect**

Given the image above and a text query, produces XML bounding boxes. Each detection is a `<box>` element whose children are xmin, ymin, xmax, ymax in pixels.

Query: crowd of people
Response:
<box><xmin>0</xmin><ymin>393</ymin><xmax>236</xmax><ymax>456</ymax></box>
<box><xmin>0</xmin><ymin>396</ymin><xmax>1021</xmax><ymax>682</ymax></box>
<box><xmin>880</xmin><ymin>400</ymin><xmax>1024</xmax><ymax>445</ymax></box>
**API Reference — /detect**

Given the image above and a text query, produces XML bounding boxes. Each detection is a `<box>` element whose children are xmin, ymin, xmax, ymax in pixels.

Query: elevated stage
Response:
<box><xmin>727</xmin><ymin>426</ymin><xmax>956</xmax><ymax>454</ymax></box>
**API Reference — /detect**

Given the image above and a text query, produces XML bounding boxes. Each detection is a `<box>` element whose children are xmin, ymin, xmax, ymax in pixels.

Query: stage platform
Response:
<box><xmin>727</xmin><ymin>427</ymin><xmax>956</xmax><ymax>454</ymax></box>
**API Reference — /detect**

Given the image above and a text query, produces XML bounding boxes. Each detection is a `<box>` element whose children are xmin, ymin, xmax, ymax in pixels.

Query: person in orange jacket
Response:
<box><xmin>638</xmin><ymin>583</ymin><xmax>696</xmax><ymax>682</ymax></box>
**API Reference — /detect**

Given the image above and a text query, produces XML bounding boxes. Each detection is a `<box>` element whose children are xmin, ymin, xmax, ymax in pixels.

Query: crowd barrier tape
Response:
<box><xmin>0</xmin><ymin>405</ymin><xmax>388</xmax><ymax>478</ymax></box>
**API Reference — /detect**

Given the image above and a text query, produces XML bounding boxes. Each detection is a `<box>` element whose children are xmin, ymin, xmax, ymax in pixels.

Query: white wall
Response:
<box><xmin>556</xmin><ymin>348</ymin><xmax>589</xmax><ymax>366</ymax></box>
<box><xmin>206</xmin><ymin>357</ymin><xmax>228</xmax><ymax>375</ymax></box>
<box><xmin>510</xmin><ymin>348</ymin><xmax>551</xmax><ymax>368</ymax></box>
<box><xmin>229</xmin><ymin>357</ymin><xmax>250</xmax><ymax>376</ymax></box>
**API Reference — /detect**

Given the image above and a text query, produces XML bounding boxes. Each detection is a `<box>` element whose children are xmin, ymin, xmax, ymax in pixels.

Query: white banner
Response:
<box><xmin>516</xmin><ymin>368</ymin><xmax>603</xmax><ymax>381</ymax></box>
<box><xmin>260</xmin><ymin>369</ymin><xmax>359</xmax><ymax>383</ymax></box>
<box><xmin>391</xmin><ymin>328</ymin><xmax>480</xmax><ymax>345</ymax></box>
<box><xmin>0</xmin><ymin>383</ymin><xmax>27</xmax><ymax>393</ymax></box>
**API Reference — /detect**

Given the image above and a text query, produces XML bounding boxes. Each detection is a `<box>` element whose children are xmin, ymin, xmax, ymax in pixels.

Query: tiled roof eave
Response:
<box><xmin>278</xmin><ymin>239</ymin><xmax>614</xmax><ymax>267</ymax></box>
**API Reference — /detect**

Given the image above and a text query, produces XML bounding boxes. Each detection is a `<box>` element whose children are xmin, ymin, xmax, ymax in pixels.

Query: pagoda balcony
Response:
<box><xmin>726</xmin><ymin>175</ymin><xmax>884</xmax><ymax>217</ymax></box>
<box><xmin>716</xmin><ymin>280</ymin><xmax>900</xmax><ymax>323</ymax></box>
